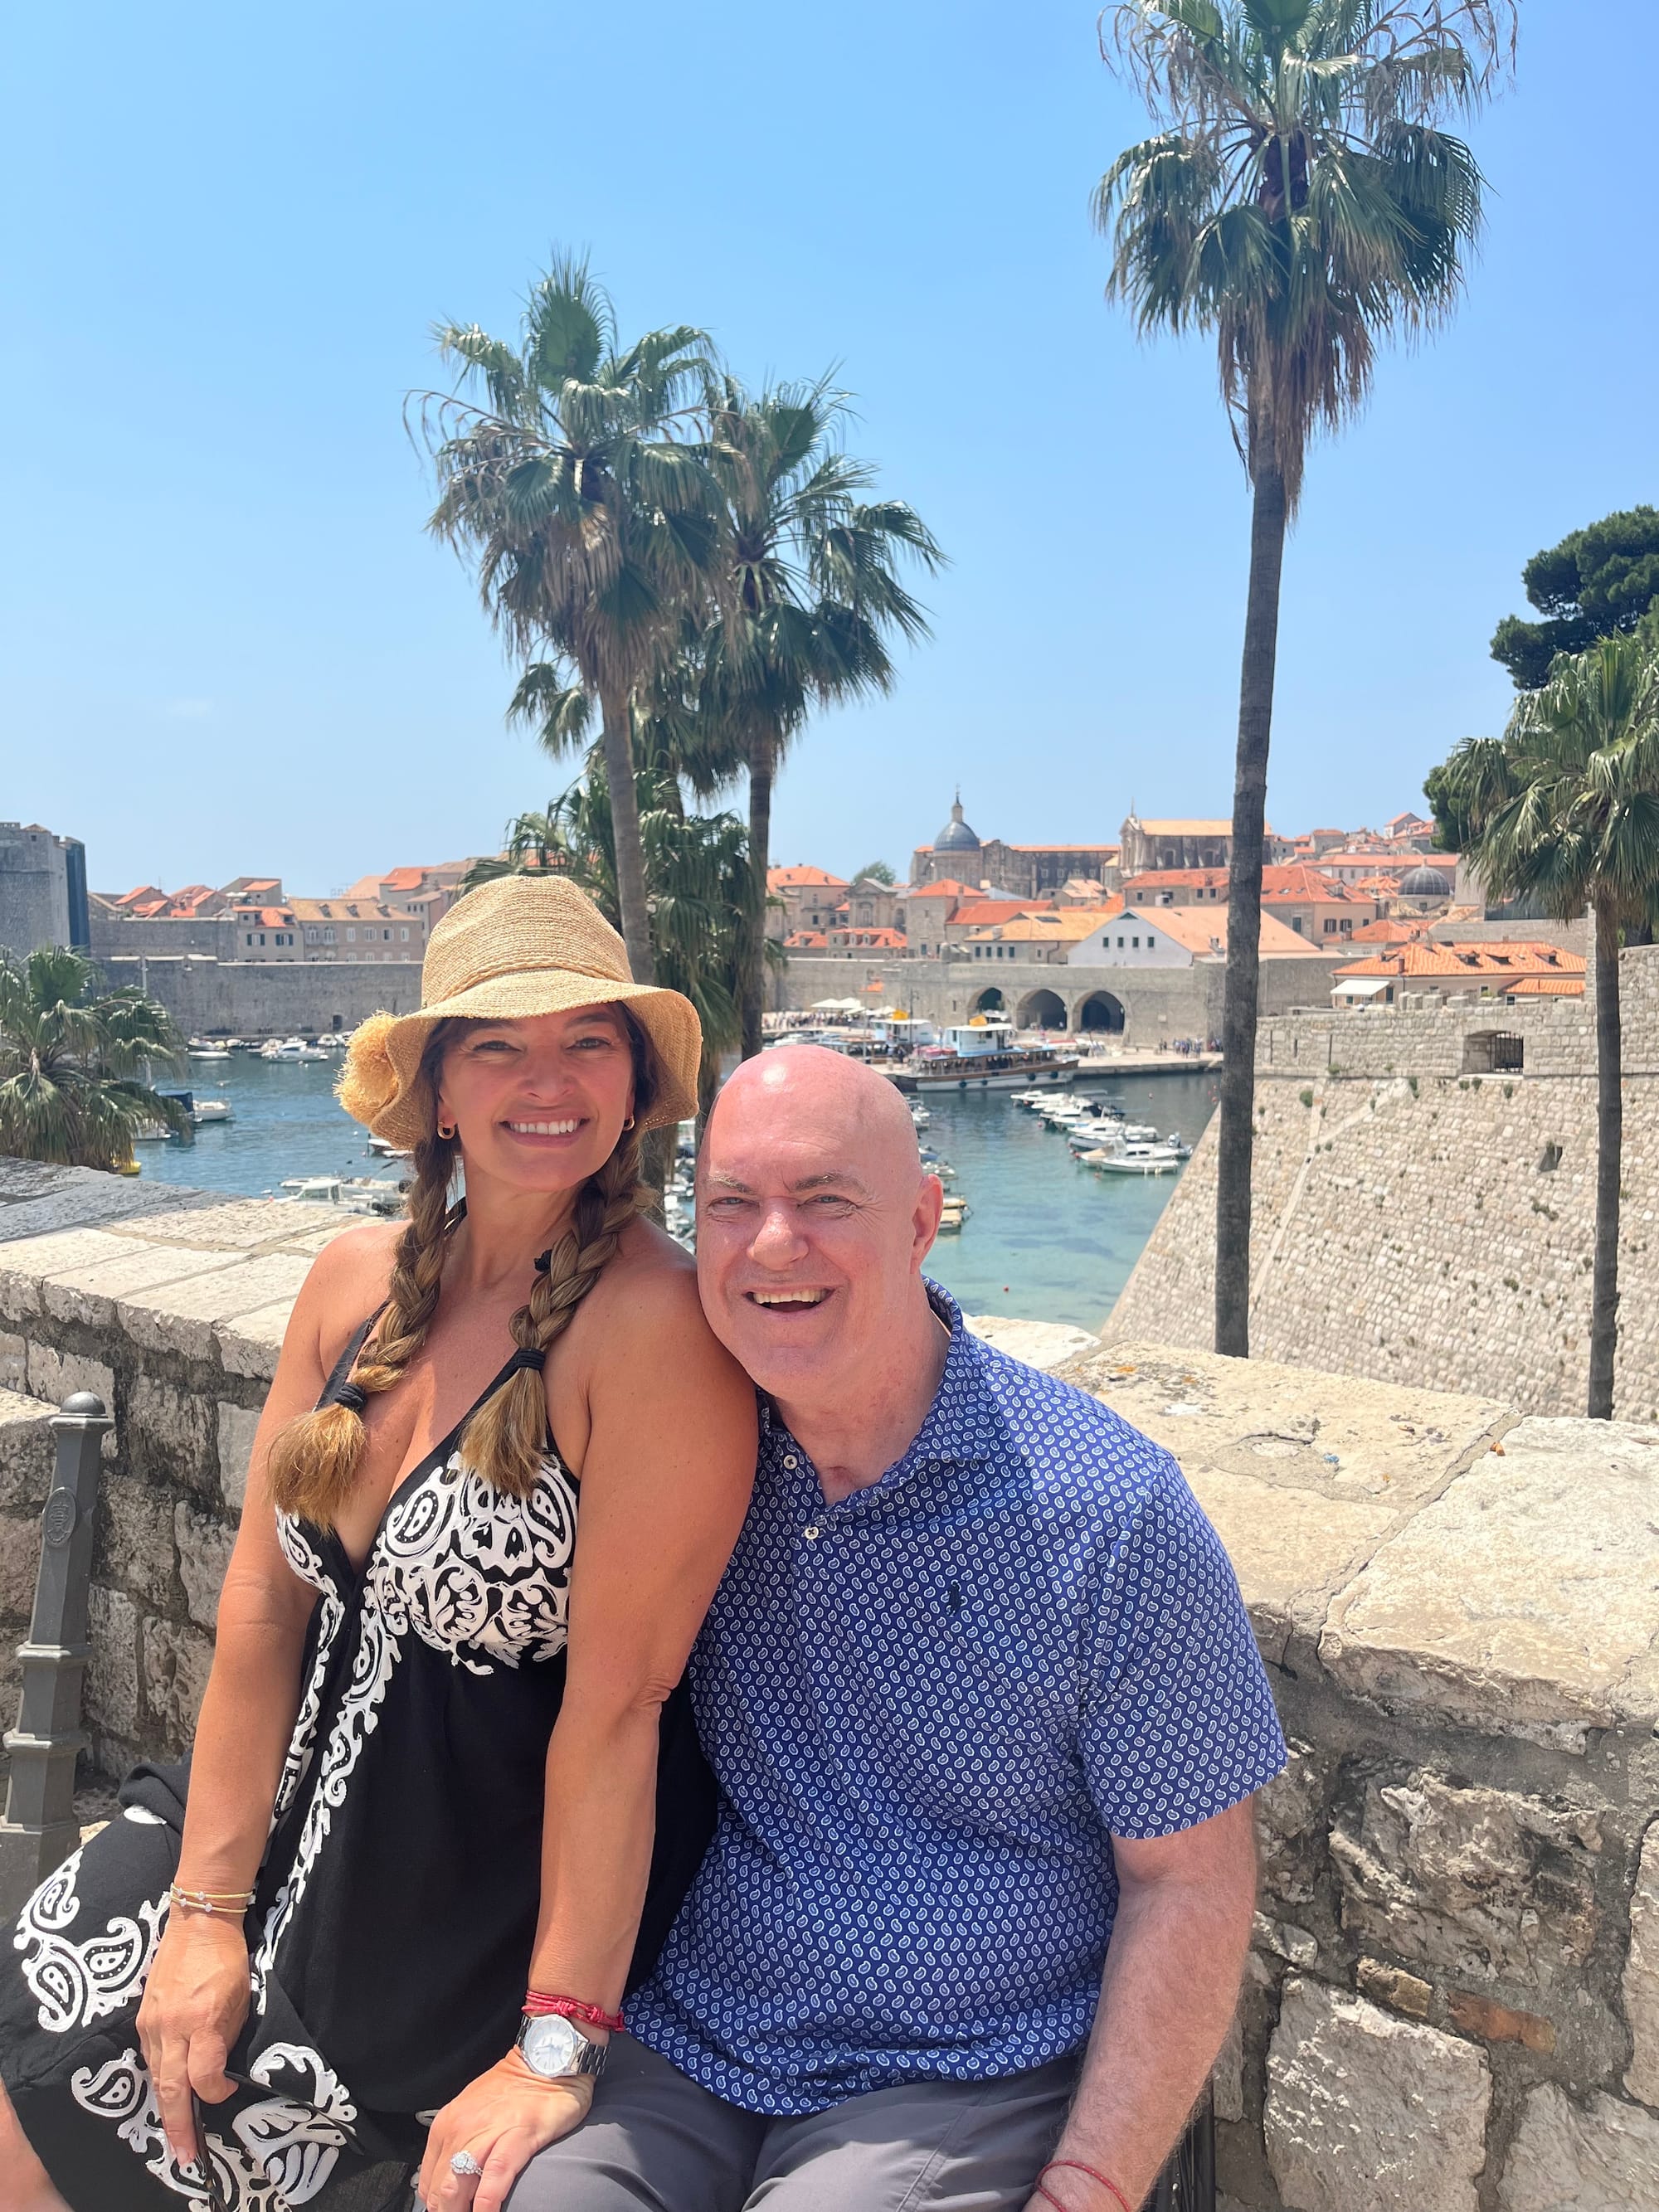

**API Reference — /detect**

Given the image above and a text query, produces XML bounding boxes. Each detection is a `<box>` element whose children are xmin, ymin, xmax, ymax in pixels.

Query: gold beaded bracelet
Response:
<box><xmin>168</xmin><ymin>1884</ymin><xmax>255</xmax><ymax>1918</ymax></box>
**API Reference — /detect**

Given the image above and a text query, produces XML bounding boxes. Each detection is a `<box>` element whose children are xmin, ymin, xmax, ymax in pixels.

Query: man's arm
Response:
<box><xmin>1027</xmin><ymin>1798</ymin><xmax>1258</xmax><ymax>2212</ymax></box>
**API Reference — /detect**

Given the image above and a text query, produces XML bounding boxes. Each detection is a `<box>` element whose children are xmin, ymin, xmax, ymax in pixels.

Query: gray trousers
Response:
<box><xmin>504</xmin><ymin>2035</ymin><xmax>1080</xmax><ymax>2212</ymax></box>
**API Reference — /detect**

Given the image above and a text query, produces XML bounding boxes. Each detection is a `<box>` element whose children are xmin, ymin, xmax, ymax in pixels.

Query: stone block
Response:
<box><xmin>0</xmin><ymin>1511</ymin><xmax>40</xmax><ymax>1622</ymax></box>
<box><xmin>1357</xmin><ymin>1959</ymin><xmax>1432</xmax><ymax>2020</ymax></box>
<box><xmin>1321</xmin><ymin>1417</ymin><xmax>1659</xmax><ymax>1747</ymax></box>
<box><xmin>1254</xmin><ymin>1913</ymin><xmax>1318</xmax><ymax>1968</ymax></box>
<box><xmin>1265</xmin><ymin>1978</ymin><xmax>1490</xmax><ymax>2212</ymax></box>
<box><xmin>1625</xmin><ymin>1822</ymin><xmax>1659</xmax><ymax>2109</ymax></box>
<box><xmin>133</xmin><ymin>1198</ymin><xmax>324</xmax><ymax>1252</ymax></box>
<box><xmin>1497</xmin><ymin>2085</ymin><xmax>1659</xmax><ymax>2212</ymax></box>
<box><xmin>142</xmin><ymin>1617</ymin><xmax>212</xmax><ymax>1749</ymax></box>
<box><xmin>128</xmin><ymin>1375</ymin><xmax>215</xmax><ymax>1495</ymax></box>
<box><xmin>214</xmin><ymin>1400</ymin><xmax>261</xmax><ymax>1513</ymax></box>
<box><xmin>0</xmin><ymin>1228</ymin><xmax>134</xmax><ymax>1319</ymax></box>
<box><xmin>1214</xmin><ymin>2009</ymin><xmax>1244</xmax><ymax>2124</ymax></box>
<box><xmin>216</xmin><ymin>1300</ymin><xmax>299</xmax><ymax>1383</ymax></box>
<box><xmin>1258</xmin><ymin>1739</ymin><xmax>1326</xmax><ymax>1909</ymax></box>
<box><xmin>85</xmin><ymin>1583</ymin><xmax>140</xmax><ymax>1738</ymax></box>
<box><xmin>966</xmin><ymin>1315</ymin><xmax>1100</xmax><ymax>1373</ymax></box>
<box><xmin>41</xmin><ymin>1242</ymin><xmax>236</xmax><ymax>1328</ymax></box>
<box><xmin>174</xmin><ymin>1502</ymin><xmax>235</xmax><ymax>1631</ymax></box>
<box><xmin>0</xmin><ymin>1164</ymin><xmax>206</xmax><ymax>1242</ymax></box>
<box><xmin>1331</xmin><ymin>1772</ymin><xmax>1600</xmax><ymax>1983</ymax></box>
<box><xmin>0</xmin><ymin>1329</ymin><xmax>24</xmax><ymax>1393</ymax></box>
<box><xmin>94</xmin><ymin>1479</ymin><xmax>178</xmax><ymax>1609</ymax></box>
<box><xmin>0</xmin><ymin>1388</ymin><xmax>55</xmax><ymax>1511</ymax></box>
<box><xmin>1445</xmin><ymin>1990</ymin><xmax>1555</xmax><ymax>2052</ymax></box>
<box><xmin>116</xmin><ymin>1253</ymin><xmax>314</xmax><ymax>1361</ymax></box>
<box><xmin>23</xmin><ymin>1345</ymin><xmax>117</xmax><ymax>1454</ymax></box>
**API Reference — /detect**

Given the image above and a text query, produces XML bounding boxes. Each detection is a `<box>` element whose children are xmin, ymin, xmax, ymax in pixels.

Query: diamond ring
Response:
<box><xmin>450</xmin><ymin>2150</ymin><xmax>485</xmax><ymax>2178</ymax></box>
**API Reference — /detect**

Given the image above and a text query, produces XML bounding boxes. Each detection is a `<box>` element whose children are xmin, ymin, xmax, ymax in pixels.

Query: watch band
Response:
<box><xmin>515</xmin><ymin>2011</ymin><xmax>608</xmax><ymax>2081</ymax></box>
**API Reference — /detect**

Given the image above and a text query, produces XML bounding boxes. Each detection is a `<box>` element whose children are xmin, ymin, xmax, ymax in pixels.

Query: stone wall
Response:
<box><xmin>99</xmin><ymin>954</ymin><xmax>426</xmax><ymax>1038</ymax></box>
<box><xmin>1058</xmin><ymin>1339</ymin><xmax>1659</xmax><ymax>2212</ymax></box>
<box><xmin>0</xmin><ymin>1158</ymin><xmax>353</xmax><ymax>1777</ymax></box>
<box><xmin>771</xmin><ymin>951</ymin><xmax>1340</xmax><ymax>1044</ymax></box>
<box><xmin>2</xmin><ymin>1158</ymin><xmax>1657</xmax><ymax>2207</ymax></box>
<box><xmin>1107</xmin><ymin>946</ymin><xmax>1659</xmax><ymax>1420</ymax></box>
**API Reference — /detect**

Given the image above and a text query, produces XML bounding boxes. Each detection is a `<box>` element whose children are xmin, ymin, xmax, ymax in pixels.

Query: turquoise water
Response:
<box><xmin>139</xmin><ymin>1057</ymin><xmax>1217</xmax><ymax>1333</ymax></box>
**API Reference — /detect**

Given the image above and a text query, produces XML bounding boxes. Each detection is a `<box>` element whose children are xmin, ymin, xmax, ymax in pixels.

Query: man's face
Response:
<box><xmin>696</xmin><ymin>1055</ymin><xmax>942</xmax><ymax>1399</ymax></box>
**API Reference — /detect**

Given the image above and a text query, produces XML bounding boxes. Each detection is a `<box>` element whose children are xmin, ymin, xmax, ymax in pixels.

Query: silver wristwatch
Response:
<box><xmin>515</xmin><ymin>2012</ymin><xmax>609</xmax><ymax>2082</ymax></box>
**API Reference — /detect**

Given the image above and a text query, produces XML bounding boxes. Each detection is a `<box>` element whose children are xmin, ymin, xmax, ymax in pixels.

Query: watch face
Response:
<box><xmin>520</xmin><ymin>2015</ymin><xmax>584</xmax><ymax>2078</ymax></box>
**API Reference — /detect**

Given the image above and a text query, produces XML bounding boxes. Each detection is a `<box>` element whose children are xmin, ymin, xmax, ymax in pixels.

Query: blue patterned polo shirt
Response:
<box><xmin>625</xmin><ymin>1283</ymin><xmax>1286</xmax><ymax>2114</ymax></box>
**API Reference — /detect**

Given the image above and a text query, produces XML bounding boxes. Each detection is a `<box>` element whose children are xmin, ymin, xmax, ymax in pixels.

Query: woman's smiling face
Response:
<box><xmin>435</xmin><ymin>1006</ymin><xmax>639</xmax><ymax>1194</ymax></box>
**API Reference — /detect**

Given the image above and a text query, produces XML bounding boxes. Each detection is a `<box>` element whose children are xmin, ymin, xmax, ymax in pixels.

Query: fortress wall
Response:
<box><xmin>100</xmin><ymin>955</ymin><xmax>425</xmax><ymax>1037</ymax></box>
<box><xmin>1107</xmin><ymin>948</ymin><xmax>1659</xmax><ymax>1420</ymax></box>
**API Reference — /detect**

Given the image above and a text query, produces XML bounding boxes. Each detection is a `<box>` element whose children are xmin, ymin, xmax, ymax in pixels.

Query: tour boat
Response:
<box><xmin>188</xmin><ymin>1042</ymin><xmax>231</xmax><ymax>1061</ymax></box>
<box><xmin>892</xmin><ymin>1019</ymin><xmax>1077</xmax><ymax>1095</ymax></box>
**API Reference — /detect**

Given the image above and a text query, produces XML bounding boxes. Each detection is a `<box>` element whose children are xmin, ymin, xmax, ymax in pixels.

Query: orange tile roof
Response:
<box><xmin>770</xmin><ymin>865</ymin><xmax>848</xmax><ymax>890</ymax></box>
<box><xmin>1335</xmin><ymin>941</ymin><xmax>1586</xmax><ymax>981</ymax></box>
<box><xmin>951</xmin><ymin>900</ymin><xmax>1051</xmax><ymax>927</ymax></box>
<box><xmin>1116</xmin><ymin>905</ymin><xmax>1329</xmax><ymax>960</ymax></box>
<box><xmin>1501</xmin><ymin>975</ymin><xmax>1586</xmax><ymax>996</ymax></box>
<box><xmin>1347</xmin><ymin>918</ymin><xmax>1428</xmax><ymax>946</ymax></box>
<box><xmin>978</xmin><ymin>907</ymin><xmax>1120</xmax><ymax>944</ymax></box>
<box><xmin>784</xmin><ymin>930</ymin><xmax>828</xmax><ymax>948</ymax></box>
<box><xmin>907</xmin><ymin>878</ymin><xmax>976</xmax><ymax>899</ymax></box>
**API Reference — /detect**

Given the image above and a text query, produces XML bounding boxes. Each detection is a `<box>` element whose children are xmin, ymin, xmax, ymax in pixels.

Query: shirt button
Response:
<box><xmin>783</xmin><ymin>1455</ymin><xmax>798</xmax><ymax>1471</ymax></box>
<box><xmin>804</xmin><ymin>1524</ymin><xmax>820</xmax><ymax>1540</ymax></box>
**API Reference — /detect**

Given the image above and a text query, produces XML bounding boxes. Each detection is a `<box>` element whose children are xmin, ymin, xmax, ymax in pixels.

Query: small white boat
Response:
<box><xmin>190</xmin><ymin>1098</ymin><xmax>233</xmax><ymax>1125</ymax></box>
<box><xmin>1066</xmin><ymin>1116</ymin><xmax>1128</xmax><ymax>1151</ymax></box>
<box><xmin>367</xmin><ymin>1134</ymin><xmax>411</xmax><ymax>1159</ymax></box>
<box><xmin>188</xmin><ymin>1043</ymin><xmax>231</xmax><ymax>1061</ymax></box>
<box><xmin>1039</xmin><ymin>1099</ymin><xmax>1092</xmax><ymax>1129</ymax></box>
<box><xmin>937</xmin><ymin>1194</ymin><xmax>971</xmax><ymax>1232</ymax></box>
<box><xmin>1082</xmin><ymin>1142</ymin><xmax>1185</xmax><ymax>1176</ymax></box>
<box><xmin>909</xmin><ymin>1103</ymin><xmax>932</xmax><ymax>1129</ymax></box>
<box><xmin>262</xmin><ymin>1037</ymin><xmax>308</xmax><ymax>1061</ymax></box>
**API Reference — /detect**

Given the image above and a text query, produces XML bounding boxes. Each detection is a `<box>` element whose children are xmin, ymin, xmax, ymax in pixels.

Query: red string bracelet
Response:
<box><xmin>1036</xmin><ymin>2161</ymin><xmax>1133</xmax><ymax>2212</ymax></box>
<box><xmin>523</xmin><ymin>1992</ymin><xmax>625</xmax><ymax>2035</ymax></box>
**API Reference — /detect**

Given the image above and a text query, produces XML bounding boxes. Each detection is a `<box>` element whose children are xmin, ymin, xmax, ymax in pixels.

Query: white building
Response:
<box><xmin>1066</xmin><ymin>905</ymin><xmax>1318</xmax><ymax>968</ymax></box>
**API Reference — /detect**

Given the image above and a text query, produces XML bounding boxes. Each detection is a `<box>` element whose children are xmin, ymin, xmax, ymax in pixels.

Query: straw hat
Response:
<box><xmin>338</xmin><ymin>874</ymin><xmax>700</xmax><ymax>1148</ymax></box>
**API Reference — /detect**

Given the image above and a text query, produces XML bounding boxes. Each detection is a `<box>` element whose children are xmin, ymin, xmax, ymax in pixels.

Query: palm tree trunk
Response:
<box><xmin>599</xmin><ymin>686</ymin><xmax>655</xmax><ymax>984</ymax></box>
<box><xmin>1214</xmin><ymin>450</ymin><xmax>1289</xmax><ymax>1359</ymax></box>
<box><xmin>740</xmin><ymin>731</ymin><xmax>775</xmax><ymax>1061</ymax></box>
<box><xmin>1588</xmin><ymin>896</ymin><xmax>1623</xmax><ymax>1417</ymax></box>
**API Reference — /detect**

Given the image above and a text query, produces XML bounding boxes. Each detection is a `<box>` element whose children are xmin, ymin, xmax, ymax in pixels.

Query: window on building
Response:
<box><xmin>245</xmin><ymin>933</ymin><xmax>253</xmax><ymax>947</ymax></box>
<box><xmin>324</xmin><ymin>927</ymin><xmax>334</xmax><ymax>943</ymax></box>
<box><xmin>1324</xmin><ymin>918</ymin><xmax>1337</xmax><ymax>934</ymax></box>
<box><xmin>1291</xmin><ymin>916</ymin><xmax>1303</xmax><ymax>933</ymax></box>
<box><xmin>347</xmin><ymin>927</ymin><xmax>357</xmax><ymax>941</ymax></box>
<box><xmin>305</xmin><ymin>927</ymin><xmax>319</xmax><ymax>943</ymax></box>
<box><xmin>400</xmin><ymin>926</ymin><xmax>409</xmax><ymax>941</ymax></box>
<box><xmin>1132</xmin><ymin>936</ymin><xmax>1140</xmax><ymax>949</ymax></box>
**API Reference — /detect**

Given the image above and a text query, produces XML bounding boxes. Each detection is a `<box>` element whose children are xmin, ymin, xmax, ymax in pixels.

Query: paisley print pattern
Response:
<box><xmin>14</xmin><ymin>1846</ymin><xmax>167</xmax><ymax>2035</ymax></box>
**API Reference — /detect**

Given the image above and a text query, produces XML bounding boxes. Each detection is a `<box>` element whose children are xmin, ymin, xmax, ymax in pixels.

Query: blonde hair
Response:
<box><xmin>267</xmin><ymin>1013</ymin><xmax>654</xmax><ymax>1526</ymax></box>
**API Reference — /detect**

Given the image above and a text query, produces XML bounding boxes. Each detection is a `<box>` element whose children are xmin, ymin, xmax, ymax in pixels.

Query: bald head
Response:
<box><xmin>694</xmin><ymin>1045</ymin><xmax>943</xmax><ymax>1406</ymax></box>
<box><xmin>707</xmin><ymin>1045</ymin><xmax>922</xmax><ymax>1191</ymax></box>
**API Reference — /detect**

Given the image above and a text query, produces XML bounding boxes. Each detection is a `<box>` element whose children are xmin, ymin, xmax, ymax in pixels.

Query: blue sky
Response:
<box><xmin>5</xmin><ymin>1</ymin><xmax>1655</xmax><ymax>895</ymax></box>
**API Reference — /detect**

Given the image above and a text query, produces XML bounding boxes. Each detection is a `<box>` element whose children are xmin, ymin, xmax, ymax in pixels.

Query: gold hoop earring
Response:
<box><xmin>621</xmin><ymin>1114</ymin><xmax>635</xmax><ymax>1131</ymax></box>
<box><xmin>438</xmin><ymin>1121</ymin><xmax>456</xmax><ymax>1141</ymax></box>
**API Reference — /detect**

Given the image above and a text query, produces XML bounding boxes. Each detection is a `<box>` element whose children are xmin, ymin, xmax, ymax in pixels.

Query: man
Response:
<box><xmin>513</xmin><ymin>1048</ymin><xmax>1285</xmax><ymax>2211</ymax></box>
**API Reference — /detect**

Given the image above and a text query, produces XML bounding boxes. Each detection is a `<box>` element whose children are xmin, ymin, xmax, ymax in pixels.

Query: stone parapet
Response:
<box><xmin>1058</xmin><ymin>1338</ymin><xmax>1659</xmax><ymax>2211</ymax></box>
<box><xmin>0</xmin><ymin>1159</ymin><xmax>1656</xmax><ymax>2205</ymax></box>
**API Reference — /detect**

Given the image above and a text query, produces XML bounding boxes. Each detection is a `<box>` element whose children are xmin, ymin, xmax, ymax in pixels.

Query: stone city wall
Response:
<box><xmin>1061</xmin><ymin>1339</ymin><xmax>1659</xmax><ymax>2212</ymax></box>
<box><xmin>771</xmin><ymin>953</ymin><xmax>1342</xmax><ymax>1044</ymax></box>
<box><xmin>100</xmin><ymin>954</ymin><xmax>426</xmax><ymax>1038</ymax></box>
<box><xmin>1</xmin><ymin>1159</ymin><xmax>1657</xmax><ymax>2207</ymax></box>
<box><xmin>1107</xmin><ymin>946</ymin><xmax>1659</xmax><ymax>1421</ymax></box>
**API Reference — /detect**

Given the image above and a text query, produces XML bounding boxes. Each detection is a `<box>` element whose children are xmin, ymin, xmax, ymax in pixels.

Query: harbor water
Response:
<box><xmin>144</xmin><ymin>1057</ymin><xmax>1217</xmax><ymax>1334</ymax></box>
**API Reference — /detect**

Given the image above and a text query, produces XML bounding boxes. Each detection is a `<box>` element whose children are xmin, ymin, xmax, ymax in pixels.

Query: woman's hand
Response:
<box><xmin>134</xmin><ymin>1910</ymin><xmax>251</xmax><ymax>2169</ymax></box>
<box><xmin>418</xmin><ymin>2051</ymin><xmax>593</xmax><ymax>2211</ymax></box>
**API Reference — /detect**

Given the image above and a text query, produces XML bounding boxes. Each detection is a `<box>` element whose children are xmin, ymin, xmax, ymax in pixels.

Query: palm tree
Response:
<box><xmin>420</xmin><ymin>256</ymin><xmax>723</xmax><ymax>983</ymax></box>
<box><xmin>701</xmin><ymin>378</ymin><xmax>943</xmax><ymax>1057</ymax></box>
<box><xmin>1097</xmin><ymin>0</ymin><xmax>1512</xmax><ymax>1356</ymax></box>
<box><xmin>0</xmin><ymin>947</ymin><xmax>189</xmax><ymax>1172</ymax></box>
<box><xmin>1444</xmin><ymin>634</ymin><xmax>1659</xmax><ymax>1418</ymax></box>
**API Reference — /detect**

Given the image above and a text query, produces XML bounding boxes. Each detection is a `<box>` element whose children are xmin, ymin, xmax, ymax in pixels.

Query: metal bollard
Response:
<box><xmin>0</xmin><ymin>1391</ymin><xmax>114</xmax><ymax>1919</ymax></box>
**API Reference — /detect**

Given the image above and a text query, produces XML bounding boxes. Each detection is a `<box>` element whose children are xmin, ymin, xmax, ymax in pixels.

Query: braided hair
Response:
<box><xmin>266</xmin><ymin>1012</ymin><xmax>654</xmax><ymax>1526</ymax></box>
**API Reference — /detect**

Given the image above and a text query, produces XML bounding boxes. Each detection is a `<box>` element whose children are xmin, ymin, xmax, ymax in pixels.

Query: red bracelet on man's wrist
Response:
<box><xmin>522</xmin><ymin>1991</ymin><xmax>625</xmax><ymax>2035</ymax></box>
<box><xmin>1035</xmin><ymin>2161</ymin><xmax>1133</xmax><ymax>2212</ymax></box>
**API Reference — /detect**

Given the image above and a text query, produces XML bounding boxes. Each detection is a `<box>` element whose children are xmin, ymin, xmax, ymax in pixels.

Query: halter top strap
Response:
<box><xmin>318</xmin><ymin>1304</ymin><xmax>390</xmax><ymax>1410</ymax></box>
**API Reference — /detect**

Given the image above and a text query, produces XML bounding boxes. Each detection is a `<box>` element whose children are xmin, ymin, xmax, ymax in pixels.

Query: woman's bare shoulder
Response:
<box><xmin>288</xmin><ymin>1220</ymin><xmax>402</xmax><ymax>1369</ymax></box>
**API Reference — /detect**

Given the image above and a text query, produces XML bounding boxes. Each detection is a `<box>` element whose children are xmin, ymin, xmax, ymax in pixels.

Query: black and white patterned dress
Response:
<box><xmin>0</xmin><ymin>1315</ymin><xmax>715</xmax><ymax>2210</ymax></box>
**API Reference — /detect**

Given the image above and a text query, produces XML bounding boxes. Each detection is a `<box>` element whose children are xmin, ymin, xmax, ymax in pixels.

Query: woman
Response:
<box><xmin>0</xmin><ymin>875</ymin><xmax>756</xmax><ymax>2212</ymax></box>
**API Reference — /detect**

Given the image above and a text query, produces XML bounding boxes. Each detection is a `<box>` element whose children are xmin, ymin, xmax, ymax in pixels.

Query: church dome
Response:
<box><xmin>1399</xmin><ymin>863</ymin><xmax>1449</xmax><ymax>898</ymax></box>
<box><xmin>933</xmin><ymin>796</ymin><xmax>980</xmax><ymax>854</ymax></box>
